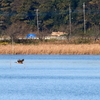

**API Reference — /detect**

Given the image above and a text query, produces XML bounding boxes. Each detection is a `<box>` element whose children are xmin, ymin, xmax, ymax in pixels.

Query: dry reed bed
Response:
<box><xmin>0</xmin><ymin>44</ymin><xmax>100</xmax><ymax>55</ymax></box>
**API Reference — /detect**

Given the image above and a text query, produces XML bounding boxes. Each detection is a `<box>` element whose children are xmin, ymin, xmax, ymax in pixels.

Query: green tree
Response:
<box><xmin>0</xmin><ymin>0</ymin><xmax>13</xmax><ymax>29</ymax></box>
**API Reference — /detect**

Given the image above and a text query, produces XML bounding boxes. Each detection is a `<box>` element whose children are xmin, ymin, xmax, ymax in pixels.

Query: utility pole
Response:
<box><xmin>68</xmin><ymin>4</ymin><xmax>71</xmax><ymax>40</ymax></box>
<box><xmin>35</xmin><ymin>9</ymin><xmax>39</xmax><ymax>35</ymax></box>
<box><xmin>83</xmin><ymin>2</ymin><xmax>86</xmax><ymax>34</ymax></box>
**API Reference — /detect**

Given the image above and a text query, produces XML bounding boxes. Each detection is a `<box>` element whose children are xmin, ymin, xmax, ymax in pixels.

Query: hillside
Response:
<box><xmin>0</xmin><ymin>0</ymin><xmax>100</xmax><ymax>40</ymax></box>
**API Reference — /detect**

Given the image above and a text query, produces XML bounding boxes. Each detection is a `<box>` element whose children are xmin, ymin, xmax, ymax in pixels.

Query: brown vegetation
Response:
<box><xmin>0</xmin><ymin>44</ymin><xmax>100</xmax><ymax>55</ymax></box>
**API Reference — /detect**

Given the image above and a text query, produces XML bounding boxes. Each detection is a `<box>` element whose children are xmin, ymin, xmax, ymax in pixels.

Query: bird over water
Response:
<box><xmin>15</xmin><ymin>59</ymin><xmax>24</xmax><ymax>64</ymax></box>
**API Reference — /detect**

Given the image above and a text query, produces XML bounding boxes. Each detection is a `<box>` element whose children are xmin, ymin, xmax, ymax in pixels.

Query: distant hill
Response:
<box><xmin>0</xmin><ymin>0</ymin><xmax>100</xmax><ymax>39</ymax></box>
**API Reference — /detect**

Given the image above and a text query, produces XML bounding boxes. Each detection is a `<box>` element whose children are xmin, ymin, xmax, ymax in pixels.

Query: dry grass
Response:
<box><xmin>0</xmin><ymin>44</ymin><xmax>100</xmax><ymax>55</ymax></box>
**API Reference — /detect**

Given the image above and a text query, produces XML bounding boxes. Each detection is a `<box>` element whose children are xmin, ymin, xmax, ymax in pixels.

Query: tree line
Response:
<box><xmin>0</xmin><ymin>0</ymin><xmax>100</xmax><ymax>39</ymax></box>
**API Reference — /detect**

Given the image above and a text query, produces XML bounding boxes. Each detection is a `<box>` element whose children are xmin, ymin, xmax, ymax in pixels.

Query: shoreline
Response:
<box><xmin>0</xmin><ymin>44</ymin><xmax>100</xmax><ymax>55</ymax></box>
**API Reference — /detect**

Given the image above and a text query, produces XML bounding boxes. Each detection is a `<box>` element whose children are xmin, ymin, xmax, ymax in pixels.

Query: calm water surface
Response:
<box><xmin>0</xmin><ymin>55</ymin><xmax>100</xmax><ymax>100</ymax></box>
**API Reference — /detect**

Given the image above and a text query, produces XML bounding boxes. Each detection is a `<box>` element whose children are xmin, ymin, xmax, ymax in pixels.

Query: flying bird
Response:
<box><xmin>15</xmin><ymin>59</ymin><xmax>24</xmax><ymax>64</ymax></box>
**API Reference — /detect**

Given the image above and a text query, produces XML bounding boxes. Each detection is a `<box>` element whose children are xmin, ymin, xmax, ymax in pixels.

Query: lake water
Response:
<box><xmin>0</xmin><ymin>55</ymin><xmax>100</xmax><ymax>100</ymax></box>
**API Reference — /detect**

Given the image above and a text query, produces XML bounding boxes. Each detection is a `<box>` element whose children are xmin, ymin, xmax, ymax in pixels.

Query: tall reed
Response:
<box><xmin>0</xmin><ymin>44</ymin><xmax>100</xmax><ymax>55</ymax></box>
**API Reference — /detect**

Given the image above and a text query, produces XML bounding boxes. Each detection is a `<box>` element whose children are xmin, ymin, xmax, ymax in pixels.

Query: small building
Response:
<box><xmin>51</xmin><ymin>31</ymin><xmax>67</xmax><ymax>36</ymax></box>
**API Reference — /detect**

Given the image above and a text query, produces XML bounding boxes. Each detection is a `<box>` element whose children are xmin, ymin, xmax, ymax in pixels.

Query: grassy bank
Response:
<box><xmin>0</xmin><ymin>44</ymin><xmax>100</xmax><ymax>55</ymax></box>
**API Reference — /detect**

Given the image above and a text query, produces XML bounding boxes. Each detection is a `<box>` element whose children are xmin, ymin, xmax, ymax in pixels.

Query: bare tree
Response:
<box><xmin>4</xmin><ymin>21</ymin><xmax>31</xmax><ymax>41</ymax></box>
<box><xmin>93</xmin><ymin>25</ymin><xmax>100</xmax><ymax>41</ymax></box>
